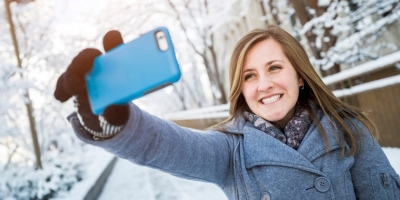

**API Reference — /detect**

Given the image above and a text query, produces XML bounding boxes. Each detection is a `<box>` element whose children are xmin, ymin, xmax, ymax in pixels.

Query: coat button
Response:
<box><xmin>314</xmin><ymin>177</ymin><xmax>331</xmax><ymax>192</ymax></box>
<box><xmin>261</xmin><ymin>192</ymin><xmax>271</xmax><ymax>200</ymax></box>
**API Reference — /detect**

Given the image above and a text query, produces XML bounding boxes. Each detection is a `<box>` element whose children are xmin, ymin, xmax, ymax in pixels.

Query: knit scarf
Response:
<box><xmin>243</xmin><ymin>105</ymin><xmax>312</xmax><ymax>150</ymax></box>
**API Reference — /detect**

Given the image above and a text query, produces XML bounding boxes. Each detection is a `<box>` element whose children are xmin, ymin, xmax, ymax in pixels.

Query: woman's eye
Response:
<box><xmin>269</xmin><ymin>65</ymin><xmax>281</xmax><ymax>71</ymax></box>
<box><xmin>244</xmin><ymin>74</ymin><xmax>255</xmax><ymax>80</ymax></box>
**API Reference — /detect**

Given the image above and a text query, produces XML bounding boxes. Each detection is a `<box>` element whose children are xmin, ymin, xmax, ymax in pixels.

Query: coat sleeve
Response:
<box><xmin>68</xmin><ymin>103</ymin><xmax>234</xmax><ymax>186</ymax></box>
<box><xmin>350</xmin><ymin>122</ymin><xmax>400</xmax><ymax>200</ymax></box>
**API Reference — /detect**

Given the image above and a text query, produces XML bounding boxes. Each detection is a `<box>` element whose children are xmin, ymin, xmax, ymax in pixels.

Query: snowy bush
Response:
<box><xmin>0</xmin><ymin>150</ymin><xmax>86</xmax><ymax>200</ymax></box>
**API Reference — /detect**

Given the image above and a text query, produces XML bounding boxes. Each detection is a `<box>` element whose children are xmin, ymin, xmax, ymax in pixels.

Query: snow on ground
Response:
<box><xmin>96</xmin><ymin>147</ymin><xmax>399</xmax><ymax>200</ymax></box>
<box><xmin>54</xmin><ymin>146</ymin><xmax>114</xmax><ymax>200</ymax></box>
<box><xmin>98</xmin><ymin>158</ymin><xmax>227</xmax><ymax>200</ymax></box>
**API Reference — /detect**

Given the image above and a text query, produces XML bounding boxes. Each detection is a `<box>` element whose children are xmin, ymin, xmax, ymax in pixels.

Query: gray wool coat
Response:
<box><xmin>68</xmin><ymin>103</ymin><xmax>400</xmax><ymax>200</ymax></box>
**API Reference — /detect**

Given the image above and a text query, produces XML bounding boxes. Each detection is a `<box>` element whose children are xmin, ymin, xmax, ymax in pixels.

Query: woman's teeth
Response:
<box><xmin>261</xmin><ymin>94</ymin><xmax>281</xmax><ymax>104</ymax></box>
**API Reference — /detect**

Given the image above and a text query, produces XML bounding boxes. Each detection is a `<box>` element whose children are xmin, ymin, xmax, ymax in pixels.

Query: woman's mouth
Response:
<box><xmin>261</xmin><ymin>94</ymin><xmax>281</xmax><ymax>104</ymax></box>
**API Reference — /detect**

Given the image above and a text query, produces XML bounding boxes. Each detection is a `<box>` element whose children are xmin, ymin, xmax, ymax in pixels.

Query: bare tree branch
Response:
<box><xmin>4</xmin><ymin>144</ymin><xmax>19</xmax><ymax>171</ymax></box>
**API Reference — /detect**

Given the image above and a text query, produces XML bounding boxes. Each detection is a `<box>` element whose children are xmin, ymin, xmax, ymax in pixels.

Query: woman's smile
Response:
<box><xmin>260</xmin><ymin>94</ymin><xmax>282</xmax><ymax>104</ymax></box>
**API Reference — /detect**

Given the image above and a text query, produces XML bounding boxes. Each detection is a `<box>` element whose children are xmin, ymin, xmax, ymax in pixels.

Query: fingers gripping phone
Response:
<box><xmin>85</xmin><ymin>27</ymin><xmax>181</xmax><ymax>115</ymax></box>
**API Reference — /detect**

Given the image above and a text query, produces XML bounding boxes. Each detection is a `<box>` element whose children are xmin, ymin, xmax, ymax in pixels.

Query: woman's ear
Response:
<box><xmin>298</xmin><ymin>76</ymin><xmax>304</xmax><ymax>88</ymax></box>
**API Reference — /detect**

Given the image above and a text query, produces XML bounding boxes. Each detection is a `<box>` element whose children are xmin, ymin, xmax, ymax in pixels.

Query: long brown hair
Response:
<box><xmin>214</xmin><ymin>25</ymin><xmax>379</xmax><ymax>156</ymax></box>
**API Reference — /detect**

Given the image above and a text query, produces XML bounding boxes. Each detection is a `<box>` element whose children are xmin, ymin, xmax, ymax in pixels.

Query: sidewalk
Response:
<box><xmin>97</xmin><ymin>158</ymin><xmax>227</xmax><ymax>200</ymax></box>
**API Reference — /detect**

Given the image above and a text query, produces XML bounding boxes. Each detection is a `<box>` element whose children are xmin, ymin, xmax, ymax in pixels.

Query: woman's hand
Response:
<box><xmin>54</xmin><ymin>30</ymin><xmax>129</xmax><ymax>139</ymax></box>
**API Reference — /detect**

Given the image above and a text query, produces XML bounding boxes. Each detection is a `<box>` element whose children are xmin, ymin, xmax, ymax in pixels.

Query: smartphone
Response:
<box><xmin>85</xmin><ymin>27</ymin><xmax>181</xmax><ymax>115</ymax></box>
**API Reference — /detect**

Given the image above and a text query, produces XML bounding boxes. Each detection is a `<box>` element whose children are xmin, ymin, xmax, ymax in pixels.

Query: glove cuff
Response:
<box><xmin>77</xmin><ymin>112</ymin><xmax>124</xmax><ymax>141</ymax></box>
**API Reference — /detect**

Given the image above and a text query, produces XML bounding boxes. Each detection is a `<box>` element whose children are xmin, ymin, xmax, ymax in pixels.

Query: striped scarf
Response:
<box><xmin>243</xmin><ymin>105</ymin><xmax>312</xmax><ymax>150</ymax></box>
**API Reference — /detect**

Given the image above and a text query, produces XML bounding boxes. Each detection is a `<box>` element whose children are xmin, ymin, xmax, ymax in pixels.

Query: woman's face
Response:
<box><xmin>241</xmin><ymin>39</ymin><xmax>303</xmax><ymax>128</ymax></box>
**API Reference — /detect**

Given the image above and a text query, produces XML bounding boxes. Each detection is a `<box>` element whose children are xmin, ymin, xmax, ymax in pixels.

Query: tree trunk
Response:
<box><xmin>268</xmin><ymin>0</ymin><xmax>281</xmax><ymax>25</ymax></box>
<box><xmin>4</xmin><ymin>0</ymin><xmax>42</xmax><ymax>169</ymax></box>
<box><xmin>290</xmin><ymin>0</ymin><xmax>342</xmax><ymax>90</ymax></box>
<box><xmin>290</xmin><ymin>0</ymin><xmax>321</xmax><ymax>59</ymax></box>
<box><xmin>208</xmin><ymin>33</ymin><xmax>227</xmax><ymax>104</ymax></box>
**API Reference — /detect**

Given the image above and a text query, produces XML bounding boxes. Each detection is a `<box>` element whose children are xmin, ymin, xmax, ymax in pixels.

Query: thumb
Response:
<box><xmin>103</xmin><ymin>30</ymin><xmax>124</xmax><ymax>52</ymax></box>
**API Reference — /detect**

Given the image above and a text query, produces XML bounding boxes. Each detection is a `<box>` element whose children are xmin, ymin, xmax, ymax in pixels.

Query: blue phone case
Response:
<box><xmin>85</xmin><ymin>27</ymin><xmax>181</xmax><ymax>115</ymax></box>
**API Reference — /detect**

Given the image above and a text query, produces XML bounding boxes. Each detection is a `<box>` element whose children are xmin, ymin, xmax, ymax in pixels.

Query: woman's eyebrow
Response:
<box><xmin>266</xmin><ymin>59</ymin><xmax>284</xmax><ymax>65</ymax></box>
<box><xmin>243</xmin><ymin>68</ymin><xmax>255</xmax><ymax>73</ymax></box>
<box><xmin>243</xmin><ymin>60</ymin><xmax>285</xmax><ymax>73</ymax></box>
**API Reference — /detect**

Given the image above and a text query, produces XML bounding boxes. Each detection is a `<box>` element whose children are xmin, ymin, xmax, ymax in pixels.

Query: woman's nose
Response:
<box><xmin>257</xmin><ymin>75</ymin><xmax>274</xmax><ymax>92</ymax></box>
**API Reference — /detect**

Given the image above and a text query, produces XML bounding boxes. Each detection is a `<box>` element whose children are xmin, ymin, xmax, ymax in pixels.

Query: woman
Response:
<box><xmin>54</xmin><ymin>25</ymin><xmax>400</xmax><ymax>199</ymax></box>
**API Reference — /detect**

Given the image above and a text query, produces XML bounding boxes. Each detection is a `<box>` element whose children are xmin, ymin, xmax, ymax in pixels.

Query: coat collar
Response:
<box><xmin>224</xmin><ymin>109</ymin><xmax>343</xmax><ymax>175</ymax></box>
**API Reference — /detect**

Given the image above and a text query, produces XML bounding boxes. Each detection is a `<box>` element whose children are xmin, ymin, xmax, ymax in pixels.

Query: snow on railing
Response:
<box><xmin>322</xmin><ymin>51</ymin><xmax>400</xmax><ymax>86</ymax></box>
<box><xmin>332</xmin><ymin>74</ymin><xmax>400</xmax><ymax>98</ymax></box>
<box><xmin>163</xmin><ymin>104</ymin><xmax>229</xmax><ymax>120</ymax></box>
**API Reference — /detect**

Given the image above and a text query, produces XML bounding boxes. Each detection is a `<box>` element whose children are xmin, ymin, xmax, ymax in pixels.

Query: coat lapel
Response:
<box><xmin>297</xmin><ymin>114</ymin><xmax>343</xmax><ymax>162</ymax></box>
<box><xmin>241</xmin><ymin>122</ymin><xmax>325</xmax><ymax>176</ymax></box>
